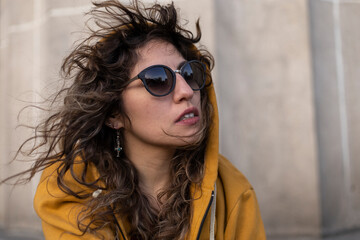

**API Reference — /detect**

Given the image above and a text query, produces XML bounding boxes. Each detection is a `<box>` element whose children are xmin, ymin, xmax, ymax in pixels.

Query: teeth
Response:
<box><xmin>181</xmin><ymin>113</ymin><xmax>195</xmax><ymax>121</ymax></box>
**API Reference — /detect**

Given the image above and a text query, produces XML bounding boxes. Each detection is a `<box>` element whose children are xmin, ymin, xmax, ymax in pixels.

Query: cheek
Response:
<box><xmin>123</xmin><ymin>95</ymin><xmax>168</xmax><ymax>129</ymax></box>
<box><xmin>195</xmin><ymin>92</ymin><xmax>202</xmax><ymax>115</ymax></box>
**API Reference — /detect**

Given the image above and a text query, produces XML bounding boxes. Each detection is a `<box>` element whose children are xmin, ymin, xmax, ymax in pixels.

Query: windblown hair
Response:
<box><xmin>4</xmin><ymin>0</ymin><xmax>214</xmax><ymax>239</ymax></box>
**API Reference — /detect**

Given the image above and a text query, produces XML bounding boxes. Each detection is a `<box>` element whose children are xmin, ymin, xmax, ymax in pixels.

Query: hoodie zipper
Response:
<box><xmin>110</xmin><ymin>206</ymin><xmax>126</xmax><ymax>240</ymax></box>
<box><xmin>115</xmin><ymin>219</ymin><xmax>126</xmax><ymax>240</ymax></box>
<box><xmin>196</xmin><ymin>190</ymin><xmax>215</xmax><ymax>240</ymax></box>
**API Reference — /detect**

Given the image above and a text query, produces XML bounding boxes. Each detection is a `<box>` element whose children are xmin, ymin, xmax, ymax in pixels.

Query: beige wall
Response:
<box><xmin>215</xmin><ymin>0</ymin><xmax>321</xmax><ymax>238</ymax></box>
<box><xmin>1</xmin><ymin>0</ymin><xmax>360</xmax><ymax>239</ymax></box>
<box><xmin>309</xmin><ymin>0</ymin><xmax>360</xmax><ymax>236</ymax></box>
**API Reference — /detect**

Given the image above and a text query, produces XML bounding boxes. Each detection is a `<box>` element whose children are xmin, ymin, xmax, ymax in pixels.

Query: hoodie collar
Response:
<box><xmin>187</xmin><ymin>82</ymin><xmax>219</xmax><ymax>239</ymax></box>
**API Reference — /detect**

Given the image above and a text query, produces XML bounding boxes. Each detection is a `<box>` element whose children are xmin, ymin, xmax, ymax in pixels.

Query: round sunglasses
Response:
<box><xmin>126</xmin><ymin>60</ymin><xmax>206</xmax><ymax>97</ymax></box>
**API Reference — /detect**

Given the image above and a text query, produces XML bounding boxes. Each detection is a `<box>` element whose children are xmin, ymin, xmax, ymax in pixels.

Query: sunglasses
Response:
<box><xmin>127</xmin><ymin>60</ymin><xmax>207</xmax><ymax>97</ymax></box>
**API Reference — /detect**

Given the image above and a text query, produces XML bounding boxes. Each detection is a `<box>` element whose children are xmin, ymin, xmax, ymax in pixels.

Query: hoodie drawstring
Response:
<box><xmin>210</xmin><ymin>183</ymin><xmax>217</xmax><ymax>240</ymax></box>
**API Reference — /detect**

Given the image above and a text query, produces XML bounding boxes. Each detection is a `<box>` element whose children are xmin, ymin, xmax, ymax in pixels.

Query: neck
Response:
<box><xmin>124</xmin><ymin>138</ymin><xmax>175</xmax><ymax>201</ymax></box>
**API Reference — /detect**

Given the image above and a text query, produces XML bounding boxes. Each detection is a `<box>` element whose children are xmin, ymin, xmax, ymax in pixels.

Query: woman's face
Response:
<box><xmin>112</xmin><ymin>40</ymin><xmax>202</xmax><ymax>152</ymax></box>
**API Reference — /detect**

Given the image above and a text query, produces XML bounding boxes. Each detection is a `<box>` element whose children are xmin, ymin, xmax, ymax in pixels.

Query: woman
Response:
<box><xmin>12</xmin><ymin>0</ymin><xmax>266</xmax><ymax>239</ymax></box>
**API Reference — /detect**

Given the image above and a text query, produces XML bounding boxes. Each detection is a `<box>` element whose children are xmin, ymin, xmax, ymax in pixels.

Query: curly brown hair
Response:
<box><xmin>3</xmin><ymin>0</ymin><xmax>215</xmax><ymax>239</ymax></box>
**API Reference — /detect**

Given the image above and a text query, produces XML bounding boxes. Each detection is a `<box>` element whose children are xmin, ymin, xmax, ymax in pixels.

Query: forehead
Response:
<box><xmin>138</xmin><ymin>40</ymin><xmax>179</xmax><ymax>57</ymax></box>
<box><xmin>135</xmin><ymin>40</ymin><xmax>184</xmax><ymax>69</ymax></box>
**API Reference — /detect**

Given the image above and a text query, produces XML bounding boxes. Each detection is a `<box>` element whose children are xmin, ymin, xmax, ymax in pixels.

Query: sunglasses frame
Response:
<box><xmin>126</xmin><ymin>60</ymin><xmax>207</xmax><ymax>97</ymax></box>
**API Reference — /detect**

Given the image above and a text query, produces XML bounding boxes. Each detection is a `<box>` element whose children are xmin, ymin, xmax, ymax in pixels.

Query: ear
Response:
<box><xmin>106</xmin><ymin>114</ymin><xmax>124</xmax><ymax>129</ymax></box>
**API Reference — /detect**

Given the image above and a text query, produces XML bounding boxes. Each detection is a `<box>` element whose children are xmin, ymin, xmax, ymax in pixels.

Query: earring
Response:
<box><xmin>114</xmin><ymin>129</ymin><xmax>122</xmax><ymax>157</ymax></box>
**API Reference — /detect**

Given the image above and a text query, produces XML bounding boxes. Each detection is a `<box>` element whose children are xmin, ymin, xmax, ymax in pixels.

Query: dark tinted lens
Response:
<box><xmin>181</xmin><ymin>61</ymin><xmax>205</xmax><ymax>90</ymax></box>
<box><xmin>143</xmin><ymin>66</ymin><xmax>173</xmax><ymax>96</ymax></box>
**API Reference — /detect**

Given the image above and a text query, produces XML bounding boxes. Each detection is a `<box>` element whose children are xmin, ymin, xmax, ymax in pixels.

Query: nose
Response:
<box><xmin>172</xmin><ymin>73</ymin><xmax>194</xmax><ymax>102</ymax></box>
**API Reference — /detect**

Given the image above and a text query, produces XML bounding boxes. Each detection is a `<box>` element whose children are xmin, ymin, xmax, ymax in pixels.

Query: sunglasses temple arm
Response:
<box><xmin>123</xmin><ymin>76</ymin><xmax>139</xmax><ymax>86</ymax></box>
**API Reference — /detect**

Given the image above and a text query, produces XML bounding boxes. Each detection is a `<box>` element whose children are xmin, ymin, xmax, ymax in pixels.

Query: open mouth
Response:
<box><xmin>180</xmin><ymin>112</ymin><xmax>195</xmax><ymax>121</ymax></box>
<box><xmin>176</xmin><ymin>107</ymin><xmax>199</xmax><ymax>123</ymax></box>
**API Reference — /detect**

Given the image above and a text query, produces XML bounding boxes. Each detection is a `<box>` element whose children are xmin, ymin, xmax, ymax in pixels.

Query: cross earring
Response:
<box><xmin>114</xmin><ymin>130</ymin><xmax>122</xmax><ymax>157</ymax></box>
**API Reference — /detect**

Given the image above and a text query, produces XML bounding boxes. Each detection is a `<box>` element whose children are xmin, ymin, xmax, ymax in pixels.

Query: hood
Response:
<box><xmin>187</xmin><ymin>81</ymin><xmax>219</xmax><ymax>239</ymax></box>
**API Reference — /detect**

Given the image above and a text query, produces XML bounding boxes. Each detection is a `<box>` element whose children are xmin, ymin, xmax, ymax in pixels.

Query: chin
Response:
<box><xmin>170</xmin><ymin>133</ymin><xmax>203</xmax><ymax>148</ymax></box>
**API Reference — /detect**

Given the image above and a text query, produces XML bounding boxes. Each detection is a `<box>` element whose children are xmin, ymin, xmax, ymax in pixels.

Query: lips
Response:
<box><xmin>175</xmin><ymin>107</ymin><xmax>199</xmax><ymax>123</ymax></box>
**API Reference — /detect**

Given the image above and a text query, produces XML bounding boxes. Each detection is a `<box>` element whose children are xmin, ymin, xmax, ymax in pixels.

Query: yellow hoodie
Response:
<box><xmin>34</xmin><ymin>83</ymin><xmax>266</xmax><ymax>239</ymax></box>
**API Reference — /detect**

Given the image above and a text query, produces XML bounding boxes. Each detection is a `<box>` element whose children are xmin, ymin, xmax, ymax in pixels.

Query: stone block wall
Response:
<box><xmin>1</xmin><ymin>0</ymin><xmax>360</xmax><ymax>239</ymax></box>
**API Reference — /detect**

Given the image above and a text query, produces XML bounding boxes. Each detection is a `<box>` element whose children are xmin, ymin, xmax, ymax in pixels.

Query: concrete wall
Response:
<box><xmin>0</xmin><ymin>0</ymin><xmax>93</xmax><ymax>238</ymax></box>
<box><xmin>0</xmin><ymin>0</ymin><xmax>43</xmax><ymax>236</ymax></box>
<box><xmin>215</xmin><ymin>0</ymin><xmax>321</xmax><ymax>238</ymax></box>
<box><xmin>309</xmin><ymin>0</ymin><xmax>360</xmax><ymax>236</ymax></box>
<box><xmin>0</xmin><ymin>0</ymin><xmax>360</xmax><ymax>239</ymax></box>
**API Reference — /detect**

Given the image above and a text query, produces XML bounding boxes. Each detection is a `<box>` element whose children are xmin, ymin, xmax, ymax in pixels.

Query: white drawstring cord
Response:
<box><xmin>210</xmin><ymin>183</ymin><xmax>217</xmax><ymax>240</ymax></box>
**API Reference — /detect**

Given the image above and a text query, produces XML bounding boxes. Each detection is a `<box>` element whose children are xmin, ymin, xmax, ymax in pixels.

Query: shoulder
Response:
<box><xmin>215</xmin><ymin>155</ymin><xmax>266</xmax><ymax>239</ymax></box>
<box><xmin>217</xmin><ymin>154</ymin><xmax>253</xmax><ymax>194</ymax></box>
<box><xmin>216</xmin><ymin>155</ymin><xmax>255</xmax><ymax>214</ymax></box>
<box><xmin>33</xmin><ymin>158</ymin><xmax>111</xmax><ymax>239</ymax></box>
